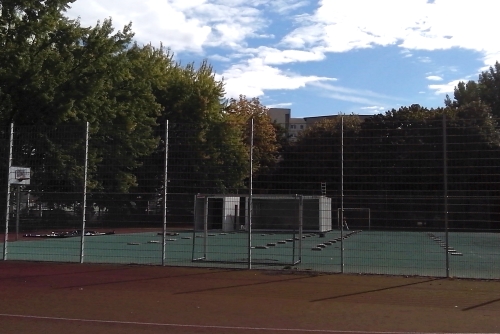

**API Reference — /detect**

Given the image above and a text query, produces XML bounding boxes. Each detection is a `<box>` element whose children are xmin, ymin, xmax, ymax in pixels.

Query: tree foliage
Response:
<box><xmin>0</xmin><ymin>2</ymin><xmax>159</xmax><ymax>211</ymax></box>
<box><xmin>224</xmin><ymin>95</ymin><xmax>280</xmax><ymax>177</ymax></box>
<box><xmin>143</xmin><ymin>59</ymin><xmax>248</xmax><ymax>194</ymax></box>
<box><xmin>0</xmin><ymin>2</ymin><xmax>268</xmax><ymax>223</ymax></box>
<box><xmin>269</xmin><ymin>115</ymin><xmax>362</xmax><ymax>195</ymax></box>
<box><xmin>446</xmin><ymin>62</ymin><xmax>500</xmax><ymax>118</ymax></box>
<box><xmin>357</xmin><ymin>103</ymin><xmax>500</xmax><ymax>228</ymax></box>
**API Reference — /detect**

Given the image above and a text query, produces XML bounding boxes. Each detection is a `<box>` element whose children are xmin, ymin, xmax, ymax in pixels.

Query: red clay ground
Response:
<box><xmin>0</xmin><ymin>261</ymin><xmax>499</xmax><ymax>334</ymax></box>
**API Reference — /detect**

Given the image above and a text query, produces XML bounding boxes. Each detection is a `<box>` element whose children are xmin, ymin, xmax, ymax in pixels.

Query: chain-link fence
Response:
<box><xmin>2</xmin><ymin>116</ymin><xmax>499</xmax><ymax>278</ymax></box>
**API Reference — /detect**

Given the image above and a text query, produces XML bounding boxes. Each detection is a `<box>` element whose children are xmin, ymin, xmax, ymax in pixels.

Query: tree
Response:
<box><xmin>476</xmin><ymin>62</ymin><xmax>500</xmax><ymax>117</ymax></box>
<box><xmin>152</xmin><ymin>60</ymin><xmax>246</xmax><ymax>191</ymax></box>
<box><xmin>0</xmin><ymin>2</ymin><xmax>160</xmax><ymax>215</ymax></box>
<box><xmin>445</xmin><ymin>81</ymin><xmax>480</xmax><ymax>108</ymax></box>
<box><xmin>132</xmin><ymin>59</ymin><xmax>252</xmax><ymax>221</ymax></box>
<box><xmin>357</xmin><ymin>105</ymin><xmax>444</xmax><ymax>226</ymax></box>
<box><xmin>0</xmin><ymin>0</ymin><xmax>83</xmax><ymax>213</ymax></box>
<box><xmin>445</xmin><ymin>62</ymin><xmax>500</xmax><ymax>118</ymax></box>
<box><xmin>442</xmin><ymin>102</ymin><xmax>500</xmax><ymax>229</ymax></box>
<box><xmin>269</xmin><ymin>115</ymin><xmax>362</xmax><ymax>195</ymax></box>
<box><xmin>224</xmin><ymin>95</ymin><xmax>281</xmax><ymax>191</ymax></box>
<box><xmin>357</xmin><ymin>103</ymin><xmax>500</xmax><ymax>229</ymax></box>
<box><xmin>0</xmin><ymin>0</ymin><xmax>78</xmax><ymax>124</ymax></box>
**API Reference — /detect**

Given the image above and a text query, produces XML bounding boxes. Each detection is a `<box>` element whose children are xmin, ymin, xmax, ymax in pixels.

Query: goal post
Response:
<box><xmin>337</xmin><ymin>208</ymin><xmax>371</xmax><ymax>230</ymax></box>
<box><xmin>191</xmin><ymin>194</ymin><xmax>306</xmax><ymax>266</ymax></box>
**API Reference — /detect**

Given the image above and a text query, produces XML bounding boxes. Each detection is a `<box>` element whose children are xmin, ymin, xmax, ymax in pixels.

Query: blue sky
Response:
<box><xmin>66</xmin><ymin>0</ymin><xmax>498</xmax><ymax>118</ymax></box>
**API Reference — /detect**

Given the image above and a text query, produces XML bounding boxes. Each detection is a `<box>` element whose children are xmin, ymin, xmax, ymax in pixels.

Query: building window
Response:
<box><xmin>300</xmin><ymin>125</ymin><xmax>304</xmax><ymax>129</ymax></box>
<box><xmin>290</xmin><ymin>125</ymin><xmax>296</xmax><ymax>129</ymax></box>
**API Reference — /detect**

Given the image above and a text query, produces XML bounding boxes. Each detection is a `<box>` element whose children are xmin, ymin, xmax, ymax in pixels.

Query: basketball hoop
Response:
<box><xmin>15</xmin><ymin>169</ymin><xmax>29</xmax><ymax>181</ymax></box>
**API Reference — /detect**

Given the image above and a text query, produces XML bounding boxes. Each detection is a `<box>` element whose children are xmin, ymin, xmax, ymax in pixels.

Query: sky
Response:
<box><xmin>65</xmin><ymin>0</ymin><xmax>499</xmax><ymax>118</ymax></box>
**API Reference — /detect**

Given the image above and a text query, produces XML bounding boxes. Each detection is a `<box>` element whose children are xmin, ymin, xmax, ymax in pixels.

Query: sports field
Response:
<box><xmin>2</xmin><ymin>229</ymin><xmax>499</xmax><ymax>279</ymax></box>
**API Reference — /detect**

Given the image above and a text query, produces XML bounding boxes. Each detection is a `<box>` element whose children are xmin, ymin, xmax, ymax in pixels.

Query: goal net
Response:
<box><xmin>191</xmin><ymin>194</ymin><xmax>307</xmax><ymax>266</ymax></box>
<box><xmin>337</xmin><ymin>208</ymin><xmax>371</xmax><ymax>230</ymax></box>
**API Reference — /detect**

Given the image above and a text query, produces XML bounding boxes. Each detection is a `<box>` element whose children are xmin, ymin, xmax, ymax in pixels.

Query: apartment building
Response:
<box><xmin>267</xmin><ymin>108</ymin><xmax>370</xmax><ymax>140</ymax></box>
<box><xmin>267</xmin><ymin>108</ymin><xmax>306</xmax><ymax>140</ymax></box>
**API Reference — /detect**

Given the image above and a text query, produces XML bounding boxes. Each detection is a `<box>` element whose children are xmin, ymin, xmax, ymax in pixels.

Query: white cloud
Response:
<box><xmin>281</xmin><ymin>0</ymin><xmax>500</xmax><ymax>67</ymax></box>
<box><xmin>65</xmin><ymin>0</ymin><xmax>500</xmax><ymax>106</ymax></box>
<box><xmin>418</xmin><ymin>57</ymin><xmax>432</xmax><ymax>63</ymax></box>
<box><xmin>400</xmin><ymin>49</ymin><xmax>413</xmax><ymax>58</ymax></box>
<box><xmin>311</xmin><ymin>82</ymin><xmax>400</xmax><ymax>106</ymax></box>
<box><xmin>266</xmin><ymin>0</ymin><xmax>309</xmax><ymax>14</ymax></box>
<box><xmin>67</xmin><ymin>0</ymin><xmax>500</xmax><ymax>67</ymax></box>
<box><xmin>249</xmin><ymin>47</ymin><xmax>325</xmax><ymax>65</ymax></box>
<box><xmin>324</xmin><ymin>94</ymin><xmax>385</xmax><ymax>105</ymax></box>
<box><xmin>312</xmin><ymin>82</ymin><xmax>400</xmax><ymax>101</ymax></box>
<box><xmin>208</xmin><ymin>54</ymin><xmax>232</xmax><ymax>62</ymax></box>
<box><xmin>280</xmin><ymin>22</ymin><xmax>325</xmax><ymax>49</ymax></box>
<box><xmin>360</xmin><ymin>106</ymin><xmax>385</xmax><ymax>111</ymax></box>
<box><xmin>268</xmin><ymin>102</ymin><xmax>293</xmax><ymax>108</ymax></box>
<box><xmin>217</xmin><ymin>58</ymin><xmax>334</xmax><ymax>98</ymax></box>
<box><xmin>66</xmin><ymin>0</ymin><xmax>267</xmax><ymax>52</ymax></box>
<box><xmin>426</xmin><ymin>75</ymin><xmax>443</xmax><ymax>81</ymax></box>
<box><xmin>428</xmin><ymin>79</ymin><xmax>464</xmax><ymax>95</ymax></box>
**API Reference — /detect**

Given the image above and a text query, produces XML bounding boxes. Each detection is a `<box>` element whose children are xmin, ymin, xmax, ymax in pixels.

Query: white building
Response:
<box><xmin>267</xmin><ymin>108</ymin><xmax>370</xmax><ymax>140</ymax></box>
<box><xmin>267</xmin><ymin>108</ymin><xmax>307</xmax><ymax>140</ymax></box>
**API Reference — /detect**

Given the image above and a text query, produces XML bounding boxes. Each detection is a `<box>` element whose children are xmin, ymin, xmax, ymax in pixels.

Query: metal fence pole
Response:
<box><xmin>80</xmin><ymin>122</ymin><xmax>89</xmax><ymax>264</ymax></box>
<box><xmin>443</xmin><ymin>114</ymin><xmax>450</xmax><ymax>277</ymax></box>
<box><xmin>191</xmin><ymin>194</ymin><xmax>197</xmax><ymax>261</ymax></box>
<box><xmin>203</xmin><ymin>196</ymin><xmax>208</xmax><ymax>259</ymax></box>
<box><xmin>15</xmin><ymin>186</ymin><xmax>20</xmax><ymax>241</ymax></box>
<box><xmin>3</xmin><ymin>123</ymin><xmax>14</xmax><ymax>260</ymax></box>
<box><xmin>162</xmin><ymin>120</ymin><xmax>169</xmax><ymax>266</ymax></box>
<box><xmin>340</xmin><ymin>116</ymin><xmax>345</xmax><ymax>273</ymax></box>
<box><xmin>298</xmin><ymin>195</ymin><xmax>303</xmax><ymax>263</ymax></box>
<box><xmin>248</xmin><ymin>118</ymin><xmax>254</xmax><ymax>270</ymax></box>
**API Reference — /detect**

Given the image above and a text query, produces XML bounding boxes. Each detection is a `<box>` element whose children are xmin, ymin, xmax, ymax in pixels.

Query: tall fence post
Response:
<box><xmin>340</xmin><ymin>116</ymin><xmax>345</xmax><ymax>273</ymax></box>
<box><xmin>15</xmin><ymin>186</ymin><xmax>20</xmax><ymax>241</ymax></box>
<box><xmin>298</xmin><ymin>195</ymin><xmax>303</xmax><ymax>263</ymax></box>
<box><xmin>3</xmin><ymin>123</ymin><xmax>14</xmax><ymax>260</ymax></box>
<box><xmin>443</xmin><ymin>114</ymin><xmax>450</xmax><ymax>277</ymax></box>
<box><xmin>162</xmin><ymin>120</ymin><xmax>169</xmax><ymax>266</ymax></box>
<box><xmin>248</xmin><ymin>118</ymin><xmax>254</xmax><ymax>269</ymax></box>
<box><xmin>203</xmin><ymin>196</ymin><xmax>208</xmax><ymax>259</ymax></box>
<box><xmin>248</xmin><ymin>118</ymin><xmax>254</xmax><ymax>270</ymax></box>
<box><xmin>80</xmin><ymin>122</ymin><xmax>89</xmax><ymax>264</ymax></box>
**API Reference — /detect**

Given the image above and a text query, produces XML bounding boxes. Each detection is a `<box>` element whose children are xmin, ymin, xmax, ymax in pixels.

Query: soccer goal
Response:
<box><xmin>191</xmin><ymin>194</ymin><xmax>307</xmax><ymax>267</ymax></box>
<box><xmin>337</xmin><ymin>208</ymin><xmax>371</xmax><ymax>230</ymax></box>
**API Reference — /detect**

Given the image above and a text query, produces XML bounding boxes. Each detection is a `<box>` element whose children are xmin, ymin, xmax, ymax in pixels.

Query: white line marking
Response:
<box><xmin>0</xmin><ymin>313</ymin><xmax>489</xmax><ymax>334</ymax></box>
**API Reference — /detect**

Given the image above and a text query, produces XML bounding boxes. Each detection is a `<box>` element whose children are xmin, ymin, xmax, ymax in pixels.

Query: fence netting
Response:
<box><xmin>2</xmin><ymin>116</ymin><xmax>499</xmax><ymax>279</ymax></box>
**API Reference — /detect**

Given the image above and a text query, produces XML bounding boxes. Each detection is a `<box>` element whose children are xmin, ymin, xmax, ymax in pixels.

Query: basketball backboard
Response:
<box><xmin>9</xmin><ymin>166</ymin><xmax>31</xmax><ymax>185</ymax></box>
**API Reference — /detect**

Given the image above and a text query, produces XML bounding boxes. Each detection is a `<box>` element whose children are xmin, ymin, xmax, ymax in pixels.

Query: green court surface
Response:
<box><xmin>1</xmin><ymin>230</ymin><xmax>499</xmax><ymax>279</ymax></box>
